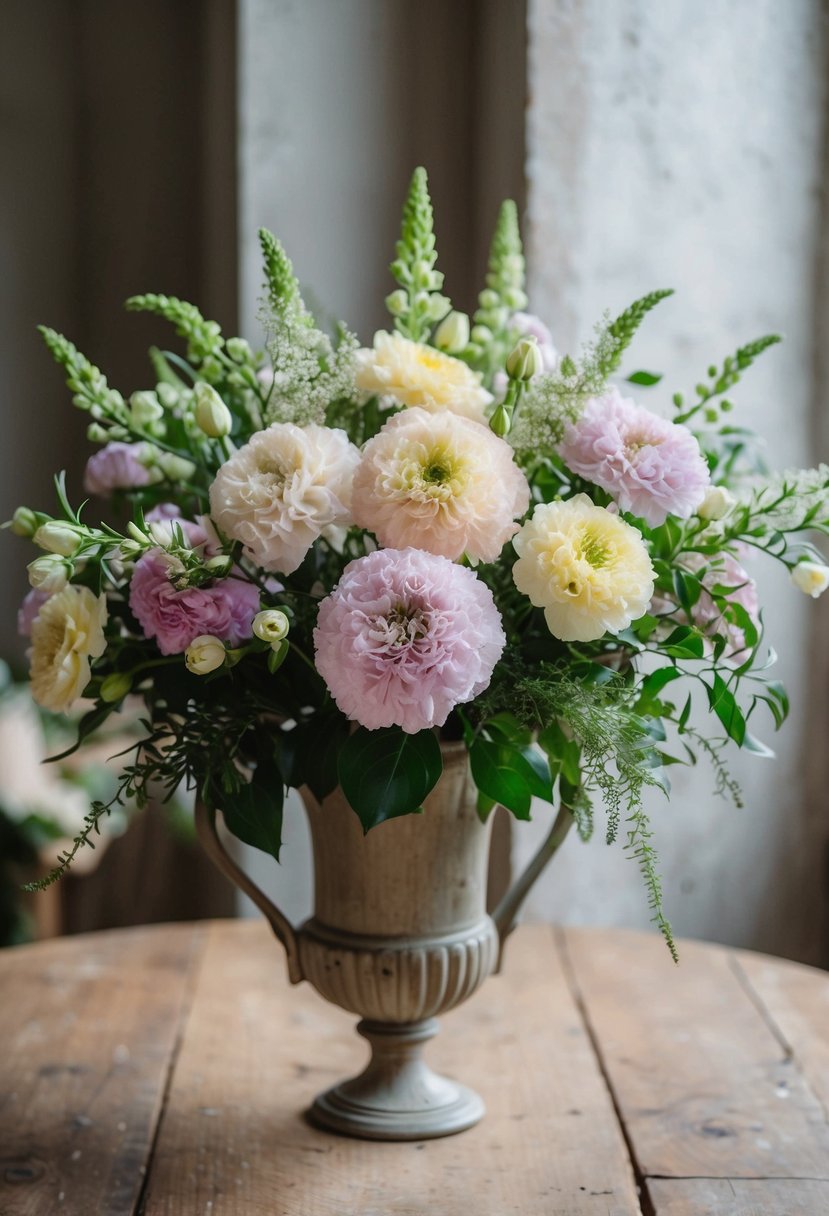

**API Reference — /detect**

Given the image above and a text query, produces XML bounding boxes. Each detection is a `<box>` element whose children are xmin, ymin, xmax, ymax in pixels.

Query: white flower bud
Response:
<box><xmin>156</xmin><ymin>383</ymin><xmax>179</xmax><ymax>409</ymax></box>
<box><xmin>127</xmin><ymin>521</ymin><xmax>151</xmax><ymax>545</ymax></box>
<box><xmin>34</xmin><ymin>521</ymin><xmax>82</xmax><ymax>557</ymax></box>
<box><xmin>434</xmin><ymin>310</ymin><xmax>470</xmax><ymax>354</ymax></box>
<box><xmin>194</xmin><ymin>383</ymin><xmax>232</xmax><ymax>439</ymax></box>
<box><xmin>697</xmin><ymin>485</ymin><xmax>736</xmax><ymax>521</ymax></box>
<box><xmin>27</xmin><ymin>555</ymin><xmax>70</xmax><ymax>593</ymax></box>
<box><xmin>205</xmin><ymin>555</ymin><xmax>233</xmax><ymax>576</ymax></box>
<box><xmin>87</xmin><ymin>423</ymin><xmax>109</xmax><ymax>443</ymax></box>
<box><xmin>252</xmin><ymin>609</ymin><xmax>290</xmax><ymax>644</ymax></box>
<box><xmin>185</xmin><ymin>634</ymin><xmax>227</xmax><ymax>675</ymax></box>
<box><xmin>470</xmin><ymin>324</ymin><xmax>492</xmax><ymax>345</ymax></box>
<box><xmin>10</xmin><ymin>507</ymin><xmax>38</xmax><ymax>537</ymax></box>
<box><xmin>790</xmin><ymin>561</ymin><xmax>829</xmax><ymax>599</ymax></box>
<box><xmin>129</xmin><ymin>391</ymin><xmax>164</xmax><ymax>427</ymax></box>
<box><xmin>425</xmin><ymin>294</ymin><xmax>452</xmax><ymax>323</ymax></box>
<box><xmin>226</xmin><ymin>337</ymin><xmax>252</xmax><ymax>363</ymax></box>
<box><xmin>506</xmin><ymin>335</ymin><xmax>543</xmax><ymax>381</ymax></box>
<box><xmin>384</xmin><ymin>290</ymin><xmax>408</xmax><ymax>317</ymax></box>
<box><xmin>155</xmin><ymin>452</ymin><xmax>197</xmax><ymax>482</ymax></box>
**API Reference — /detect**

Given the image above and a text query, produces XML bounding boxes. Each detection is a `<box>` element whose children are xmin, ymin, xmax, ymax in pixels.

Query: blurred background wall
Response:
<box><xmin>1</xmin><ymin>0</ymin><xmax>828</xmax><ymax>962</ymax></box>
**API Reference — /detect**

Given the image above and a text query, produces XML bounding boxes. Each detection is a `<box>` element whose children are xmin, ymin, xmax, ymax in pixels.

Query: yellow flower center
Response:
<box><xmin>415</xmin><ymin>348</ymin><xmax>446</xmax><ymax>372</ymax></box>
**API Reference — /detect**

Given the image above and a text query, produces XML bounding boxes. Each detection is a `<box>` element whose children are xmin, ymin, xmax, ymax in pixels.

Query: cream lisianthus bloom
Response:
<box><xmin>352</xmin><ymin>407</ymin><xmax>529</xmax><ymax>562</ymax></box>
<box><xmin>30</xmin><ymin>585</ymin><xmax>107</xmax><ymax>712</ymax></box>
<box><xmin>354</xmin><ymin>331</ymin><xmax>492</xmax><ymax>422</ymax></box>
<box><xmin>209</xmin><ymin>422</ymin><xmax>360</xmax><ymax>574</ymax></box>
<box><xmin>512</xmin><ymin>494</ymin><xmax>655</xmax><ymax>642</ymax></box>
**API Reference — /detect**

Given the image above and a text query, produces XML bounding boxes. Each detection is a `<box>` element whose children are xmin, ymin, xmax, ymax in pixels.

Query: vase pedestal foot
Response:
<box><xmin>306</xmin><ymin>1017</ymin><xmax>484</xmax><ymax>1141</ymax></box>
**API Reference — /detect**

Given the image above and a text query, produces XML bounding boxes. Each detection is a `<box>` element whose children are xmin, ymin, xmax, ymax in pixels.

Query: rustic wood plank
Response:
<box><xmin>561</xmin><ymin>927</ymin><xmax>829</xmax><ymax>1182</ymax></box>
<box><xmin>733</xmin><ymin>949</ymin><xmax>829</xmax><ymax>1117</ymax></box>
<box><xmin>646</xmin><ymin>1177</ymin><xmax>829</xmax><ymax>1214</ymax></box>
<box><xmin>142</xmin><ymin>920</ymin><xmax>642</xmax><ymax>1215</ymax></box>
<box><xmin>0</xmin><ymin>922</ymin><xmax>204</xmax><ymax>1216</ymax></box>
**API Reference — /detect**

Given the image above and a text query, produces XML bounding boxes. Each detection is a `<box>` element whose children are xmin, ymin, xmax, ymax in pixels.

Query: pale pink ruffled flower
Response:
<box><xmin>130</xmin><ymin>550</ymin><xmax>259</xmax><ymax>655</ymax></box>
<box><xmin>313</xmin><ymin>548</ymin><xmax>505</xmax><ymax>733</ymax></box>
<box><xmin>84</xmin><ymin>442</ymin><xmax>154</xmax><ymax>496</ymax></box>
<box><xmin>18</xmin><ymin>589</ymin><xmax>49</xmax><ymax>638</ymax></box>
<box><xmin>560</xmin><ymin>388</ymin><xmax>710</xmax><ymax>526</ymax></box>
<box><xmin>209</xmin><ymin>423</ymin><xmax>360</xmax><ymax>574</ymax></box>
<box><xmin>352</xmin><ymin>407</ymin><xmax>529</xmax><ymax>562</ymax></box>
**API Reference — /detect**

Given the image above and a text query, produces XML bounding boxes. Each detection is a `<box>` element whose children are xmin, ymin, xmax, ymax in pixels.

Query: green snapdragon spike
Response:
<box><xmin>38</xmin><ymin>326</ymin><xmax>129</xmax><ymax>424</ymax></box>
<box><xmin>387</xmin><ymin>166</ymin><xmax>451</xmax><ymax>341</ymax></box>
<box><xmin>125</xmin><ymin>294</ymin><xmax>224</xmax><ymax>363</ymax></box>
<box><xmin>471</xmin><ymin>199</ymin><xmax>528</xmax><ymax>378</ymax></box>
<box><xmin>258</xmin><ymin>227</ymin><xmax>313</xmax><ymax>325</ymax></box>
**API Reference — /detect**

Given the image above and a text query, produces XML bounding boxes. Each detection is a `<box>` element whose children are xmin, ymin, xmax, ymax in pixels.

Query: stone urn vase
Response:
<box><xmin>195</xmin><ymin>741</ymin><xmax>569</xmax><ymax>1140</ymax></box>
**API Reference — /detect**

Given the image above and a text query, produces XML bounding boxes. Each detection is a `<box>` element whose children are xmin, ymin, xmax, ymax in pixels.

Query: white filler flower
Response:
<box><xmin>512</xmin><ymin>494</ymin><xmax>655</xmax><ymax>642</ymax></box>
<box><xmin>209</xmin><ymin>422</ymin><xmax>360</xmax><ymax>574</ymax></box>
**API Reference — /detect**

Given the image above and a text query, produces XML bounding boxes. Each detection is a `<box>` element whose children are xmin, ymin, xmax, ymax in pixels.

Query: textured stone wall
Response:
<box><xmin>519</xmin><ymin>0</ymin><xmax>829</xmax><ymax>961</ymax></box>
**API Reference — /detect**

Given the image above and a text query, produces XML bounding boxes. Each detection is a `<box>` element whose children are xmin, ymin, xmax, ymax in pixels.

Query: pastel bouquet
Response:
<box><xmin>11</xmin><ymin>168</ymin><xmax>829</xmax><ymax>957</ymax></box>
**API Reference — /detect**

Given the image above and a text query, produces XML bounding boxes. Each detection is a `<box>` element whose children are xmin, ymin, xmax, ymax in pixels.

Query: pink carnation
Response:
<box><xmin>314</xmin><ymin>548</ymin><xmax>505</xmax><ymax>733</ymax></box>
<box><xmin>18</xmin><ymin>589</ymin><xmax>49</xmax><ymax>638</ymax></box>
<box><xmin>560</xmin><ymin>388</ymin><xmax>710</xmax><ymax>526</ymax></box>
<box><xmin>130</xmin><ymin>550</ymin><xmax>259</xmax><ymax>655</ymax></box>
<box><xmin>652</xmin><ymin>550</ymin><xmax>759</xmax><ymax>658</ymax></box>
<box><xmin>84</xmin><ymin>443</ymin><xmax>153</xmax><ymax>496</ymax></box>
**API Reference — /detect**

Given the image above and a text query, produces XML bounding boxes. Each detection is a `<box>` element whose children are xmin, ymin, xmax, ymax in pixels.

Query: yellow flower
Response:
<box><xmin>354</xmin><ymin>331</ymin><xmax>492</xmax><ymax>422</ymax></box>
<box><xmin>30</xmin><ymin>585</ymin><xmax>107</xmax><ymax>712</ymax></box>
<box><xmin>512</xmin><ymin>494</ymin><xmax>655</xmax><ymax>642</ymax></box>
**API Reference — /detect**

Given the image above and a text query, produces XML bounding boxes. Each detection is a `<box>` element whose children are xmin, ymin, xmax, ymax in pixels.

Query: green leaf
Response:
<box><xmin>537</xmin><ymin>721</ymin><xmax>581</xmax><ymax>786</ymax></box>
<box><xmin>282</xmin><ymin>712</ymin><xmax>350</xmax><ymax>802</ymax></box>
<box><xmin>221</xmin><ymin>750</ymin><xmax>284</xmax><ymax>860</ymax></box>
<box><xmin>338</xmin><ymin>727</ymin><xmax>443</xmax><ymax>832</ymax></box>
<box><xmin>469</xmin><ymin>737</ymin><xmax>542</xmax><ymax>820</ymax></box>
<box><xmin>672</xmin><ymin>569</ymin><xmax>701</xmax><ymax>615</ymax></box>
<box><xmin>267</xmin><ymin>640</ymin><xmax>289</xmax><ymax>673</ymax></box>
<box><xmin>742</xmin><ymin>732</ymin><xmax>775</xmax><ymax>757</ymax></box>
<box><xmin>661</xmin><ymin>625</ymin><xmax>705</xmax><ymax>660</ymax></box>
<box><xmin>46</xmin><ymin>702</ymin><xmax>116</xmax><ymax>763</ymax></box>
<box><xmin>627</xmin><ymin>370</ymin><xmax>663</xmax><ymax>386</ymax></box>
<box><xmin>707</xmin><ymin>675</ymin><xmax>746</xmax><ymax>746</ymax></box>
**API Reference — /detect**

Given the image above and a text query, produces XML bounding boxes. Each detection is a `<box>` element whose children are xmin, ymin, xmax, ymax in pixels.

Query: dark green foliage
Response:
<box><xmin>337</xmin><ymin>726</ymin><xmax>443</xmax><ymax>832</ymax></box>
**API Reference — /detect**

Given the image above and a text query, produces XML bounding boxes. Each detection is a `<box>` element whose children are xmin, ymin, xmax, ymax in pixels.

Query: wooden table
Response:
<box><xmin>1</xmin><ymin>921</ymin><xmax>828</xmax><ymax>1215</ymax></box>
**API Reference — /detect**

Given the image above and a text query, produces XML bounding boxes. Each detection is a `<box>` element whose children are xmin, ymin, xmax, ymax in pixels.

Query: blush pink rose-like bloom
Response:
<box><xmin>84</xmin><ymin>442</ymin><xmax>154</xmax><ymax>496</ymax></box>
<box><xmin>313</xmin><ymin>547</ymin><xmax>505</xmax><ymax>733</ymax></box>
<box><xmin>559</xmin><ymin>388</ymin><xmax>710</xmax><ymax>527</ymax></box>
<box><xmin>18</xmin><ymin>589</ymin><xmax>49</xmax><ymax>638</ymax></box>
<box><xmin>130</xmin><ymin>549</ymin><xmax>259</xmax><ymax>655</ymax></box>
<box><xmin>352</xmin><ymin>407</ymin><xmax>530</xmax><ymax>562</ymax></box>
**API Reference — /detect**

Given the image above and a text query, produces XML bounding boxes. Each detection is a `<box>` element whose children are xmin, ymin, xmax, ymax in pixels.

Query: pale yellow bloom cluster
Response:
<box><xmin>30</xmin><ymin>585</ymin><xmax>107</xmax><ymax>712</ymax></box>
<box><xmin>354</xmin><ymin>331</ymin><xmax>492</xmax><ymax>422</ymax></box>
<box><xmin>512</xmin><ymin>494</ymin><xmax>654</xmax><ymax>642</ymax></box>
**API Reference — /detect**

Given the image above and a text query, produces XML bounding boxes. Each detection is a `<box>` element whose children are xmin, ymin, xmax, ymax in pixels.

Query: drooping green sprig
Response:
<box><xmin>386</xmin><ymin>167</ymin><xmax>451</xmax><ymax>341</ymax></box>
<box><xmin>125</xmin><ymin>294</ymin><xmax>225</xmax><ymax>364</ymax></box>
<box><xmin>38</xmin><ymin>326</ymin><xmax>129</xmax><ymax>426</ymax></box>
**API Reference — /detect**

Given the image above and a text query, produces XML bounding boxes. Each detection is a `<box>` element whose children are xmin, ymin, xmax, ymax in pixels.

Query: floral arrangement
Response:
<box><xmin>10</xmin><ymin>168</ymin><xmax>829</xmax><ymax>956</ymax></box>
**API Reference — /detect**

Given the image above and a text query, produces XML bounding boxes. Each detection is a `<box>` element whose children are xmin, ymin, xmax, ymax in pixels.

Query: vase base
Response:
<box><xmin>305</xmin><ymin>1017</ymin><xmax>484</xmax><ymax>1141</ymax></box>
<box><xmin>307</xmin><ymin>1079</ymin><xmax>484</xmax><ymax>1141</ymax></box>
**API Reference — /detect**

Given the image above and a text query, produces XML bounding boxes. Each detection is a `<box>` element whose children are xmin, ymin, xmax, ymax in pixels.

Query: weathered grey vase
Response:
<box><xmin>195</xmin><ymin>741</ymin><xmax>548</xmax><ymax>1141</ymax></box>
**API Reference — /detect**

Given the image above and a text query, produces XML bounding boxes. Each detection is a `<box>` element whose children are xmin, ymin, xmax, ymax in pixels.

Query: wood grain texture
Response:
<box><xmin>141</xmin><ymin>921</ymin><xmax>642</xmax><ymax>1215</ymax></box>
<box><xmin>0</xmin><ymin>922</ymin><xmax>203</xmax><ymax>1216</ymax></box>
<box><xmin>560</xmin><ymin>927</ymin><xmax>829</xmax><ymax>1182</ymax></box>
<box><xmin>646</xmin><ymin>1177</ymin><xmax>829</xmax><ymax>1214</ymax></box>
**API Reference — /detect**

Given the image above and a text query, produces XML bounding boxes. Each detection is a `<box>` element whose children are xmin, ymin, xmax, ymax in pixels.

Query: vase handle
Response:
<box><xmin>194</xmin><ymin>799</ymin><xmax>303</xmax><ymax>984</ymax></box>
<box><xmin>491</xmin><ymin>804</ymin><xmax>574</xmax><ymax>970</ymax></box>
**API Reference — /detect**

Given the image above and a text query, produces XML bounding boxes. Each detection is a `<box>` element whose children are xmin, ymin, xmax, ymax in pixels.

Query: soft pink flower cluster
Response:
<box><xmin>670</xmin><ymin>551</ymin><xmax>759</xmax><ymax>658</ymax></box>
<box><xmin>560</xmin><ymin>388</ymin><xmax>710</xmax><ymax>526</ymax></box>
<box><xmin>314</xmin><ymin>548</ymin><xmax>505</xmax><ymax>733</ymax></box>
<box><xmin>84</xmin><ymin>442</ymin><xmax>153</xmax><ymax>496</ymax></box>
<box><xmin>129</xmin><ymin>508</ymin><xmax>259</xmax><ymax>655</ymax></box>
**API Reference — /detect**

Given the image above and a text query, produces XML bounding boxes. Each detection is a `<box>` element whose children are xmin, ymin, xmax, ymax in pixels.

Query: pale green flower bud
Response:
<box><xmin>185</xmin><ymin>634</ymin><xmax>226</xmax><ymax>675</ymax></box>
<box><xmin>100</xmin><ymin>671</ymin><xmax>133</xmax><ymax>703</ymax></box>
<box><xmin>489</xmin><ymin>404</ymin><xmax>512</xmax><ymax>437</ymax></box>
<box><xmin>34</xmin><ymin>521</ymin><xmax>82</xmax><ymax>557</ymax></box>
<box><xmin>434</xmin><ymin>310</ymin><xmax>470</xmax><ymax>354</ymax></box>
<box><xmin>425</xmin><ymin>294</ymin><xmax>452</xmax><ymax>323</ymax></box>
<box><xmin>504</xmin><ymin>287</ymin><xmax>528</xmax><ymax>310</ymax></box>
<box><xmin>205</xmin><ymin>555</ymin><xmax>233</xmax><ymax>576</ymax></box>
<box><xmin>252</xmin><ymin>609</ymin><xmax>290</xmax><ymax>645</ymax></box>
<box><xmin>87</xmin><ymin>423</ymin><xmax>109</xmax><ymax>443</ymax></box>
<box><xmin>697</xmin><ymin>485</ymin><xmax>736</xmax><ymax>522</ymax></box>
<box><xmin>10</xmin><ymin>507</ymin><xmax>37</xmax><ymax>537</ymax></box>
<box><xmin>119</xmin><ymin>539</ymin><xmax>144</xmax><ymax>560</ymax></box>
<box><xmin>127</xmin><ymin>521</ymin><xmax>151</xmax><ymax>545</ymax></box>
<box><xmin>412</xmin><ymin>259</ymin><xmax>433</xmax><ymax>286</ymax></box>
<box><xmin>506</xmin><ymin>335</ymin><xmax>543</xmax><ymax>381</ymax></box>
<box><xmin>791</xmin><ymin>561</ymin><xmax>829</xmax><ymax>599</ymax></box>
<box><xmin>470</xmin><ymin>324</ymin><xmax>492</xmax><ymax>345</ymax></box>
<box><xmin>155</xmin><ymin>452</ymin><xmax>197</xmax><ymax>482</ymax></box>
<box><xmin>226</xmin><ymin>337</ymin><xmax>252</xmax><ymax>363</ymax></box>
<box><xmin>385</xmin><ymin>290</ymin><xmax>408</xmax><ymax>317</ymax></box>
<box><xmin>478</xmin><ymin>289</ymin><xmax>500</xmax><ymax>310</ymax></box>
<box><xmin>390</xmin><ymin>259</ymin><xmax>410</xmax><ymax>284</ymax></box>
<box><xmin>194</xmin><ymin>383</ymin><xmax>232</xmax><ymax>439</ymax></box>
<box><xmin>129</xmin><ymin>391</ymin><xmax>164</xmax><ymax>427</ymax></box>
<box><xmin>156</xmin><ymin>382</ymin><xmax>179</xmax><ymax>409</ymax></box>
<box><xmin>27</xmin><ymin>555</ymin><xmax>70</xmax><ymax>594</ymax></box>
